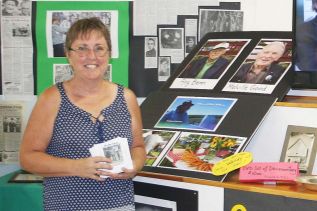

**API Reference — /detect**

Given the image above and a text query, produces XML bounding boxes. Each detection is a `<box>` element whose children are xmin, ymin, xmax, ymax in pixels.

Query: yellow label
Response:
<box><xmin>231</xmin><ymin>204</ymin><xmax>247</xmax><ymax>211</ymax></box>
<box><xmin>212</xmin><ymin>152</ymin><xmax>252</xmax><ymax>176</ymax></box>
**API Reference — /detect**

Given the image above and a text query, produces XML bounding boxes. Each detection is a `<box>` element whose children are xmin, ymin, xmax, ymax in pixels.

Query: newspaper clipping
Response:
<box><xmin>0</xmin><ymin>102</ymin><xmax>24</xmax><ymax>163</ymax></box>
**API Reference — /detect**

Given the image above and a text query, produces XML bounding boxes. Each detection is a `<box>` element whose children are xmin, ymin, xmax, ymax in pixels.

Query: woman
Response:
<box><xmin>20</xmin><ymin>17</ymin><xmax>146</xmax><ymax>211</ymax></box>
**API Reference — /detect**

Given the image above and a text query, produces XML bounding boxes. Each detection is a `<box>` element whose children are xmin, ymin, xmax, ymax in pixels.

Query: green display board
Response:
<box><xmin>35</xmin><ymin>1</ymin><xmax>129</xmax><ymax>94</ymax></box>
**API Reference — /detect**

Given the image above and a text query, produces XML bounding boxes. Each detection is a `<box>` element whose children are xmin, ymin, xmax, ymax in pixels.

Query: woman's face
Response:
<box><xmin>66</xmin><ymin>30</ymin><xmax>110</xmax><ymax>81</ymax></box>
<box><xmin>4</xmin><ymin>0</ymin><xmax>17</xmax><ymax>14</ymax></box>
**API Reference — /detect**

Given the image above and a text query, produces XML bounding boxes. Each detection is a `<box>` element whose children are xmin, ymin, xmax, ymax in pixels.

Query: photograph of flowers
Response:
<box><xmin>154</xmin><ymin>96</ymin><xmax>237</xmax><ymax>132</ymax></box>
<box><xmin>157</xmin><ymin>132</ymin><xmax>246</xmax><ymax>174</ymax></box>
<box><xmin>142</xmin><ymin>130</ymin><xmax>247</xmax><ymax>175</ymax></box>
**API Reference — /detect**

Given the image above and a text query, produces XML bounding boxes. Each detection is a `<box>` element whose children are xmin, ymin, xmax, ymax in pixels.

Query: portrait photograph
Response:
<box><xmin>185</xmin><ymin>36</ymin><xmax>197</xmax><ymax>54</ymax></box>
<box><xmin>154</xmin><ymin>96</ymin><xmax>237</xmax><ymax>132</ymax></box>
<box><xmin>280</xmin><ymin>125</ymin><xmax>317</xmax><ymax>175</ymax></box>
<box><xmin>158</xmin><ymin>131</ymin><xmax>246</xmax><ymax>174</ymax></box>
<box><xmin>223</xmin><ymin>39</ymin><xmax>292</xmax><ymax>94</ymax></box>
<box><xmin>144</xmin><ymin>37</ymin><xmax>158</xmax><ymax>69</ymax></box>
<box><xmin>46</xmin><ymin>10</ymin><xmax>118</xmax><ymax>58</ymax></box>
<box><xmin>170</xmin><ymin>39</ymin><xmax>251</xmax><ymax>90</ymax></box>
<box><xmin>158</xmin><ymin>57</ymin><xmax>171</xmax><ymax>82</ymax></box>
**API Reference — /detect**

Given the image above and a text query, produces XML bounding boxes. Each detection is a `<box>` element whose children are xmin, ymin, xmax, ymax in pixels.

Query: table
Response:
<box><xmin>0</xmin><ymin>171</ymin><xmax>43</xmax><ymax>211</ymax></box>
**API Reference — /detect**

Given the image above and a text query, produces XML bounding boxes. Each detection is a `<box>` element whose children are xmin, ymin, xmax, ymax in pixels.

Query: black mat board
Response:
<box><xmin>141</xmin><ymin>90</ymin><xmax>277</xmax><ymax>138</ymax></box>
<box><xmin>160</xmin><ymin>31</ymin><xmax>293</xmax><ymax>101</ymax></box>
<box><xmin>198</xmin><ymin>2</ymin><xmax>241</xmax><ymax>12</ymax></box>
<box><xmin>134</xmin><ymin>181</ymin><xmax>198</xmax><ymax>211</ymax></box>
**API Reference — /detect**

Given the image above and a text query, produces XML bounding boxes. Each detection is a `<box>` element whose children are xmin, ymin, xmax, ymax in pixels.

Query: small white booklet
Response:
<box><xmin>89</xmin><ymin>137</ymin><xmax>133</xmax><ymax>178</ymax></box>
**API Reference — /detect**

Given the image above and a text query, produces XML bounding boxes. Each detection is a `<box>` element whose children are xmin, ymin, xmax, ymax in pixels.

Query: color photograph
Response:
<box><xmin>158</xmin><ymin>132</ymin><xmax>246</xmax><ymax>173</ymax></box>
<box><xmin>154</xmin><ymin>96</ymin><xmax>237</xmax><ymax>132</ymax></box>
<box><xmin>142</xmin><ymin>129</ymin><xmax>180</xmax><ymax>166</ymax></box>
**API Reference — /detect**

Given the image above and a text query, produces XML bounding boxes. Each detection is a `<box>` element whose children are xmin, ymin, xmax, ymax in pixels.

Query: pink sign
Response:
<box><xmin>239</xmin><ymin>162</ymin><xmax>299</xmax><ymax>183</ymax></box>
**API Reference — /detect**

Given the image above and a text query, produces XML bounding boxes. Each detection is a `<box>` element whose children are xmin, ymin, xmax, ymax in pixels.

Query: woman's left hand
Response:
<box><xmin>105</xmin><ymin>167</ymin><xmax>137</xmax><ymax>180</ymax></box>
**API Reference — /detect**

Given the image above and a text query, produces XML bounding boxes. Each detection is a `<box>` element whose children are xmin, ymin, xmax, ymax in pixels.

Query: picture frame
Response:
<box><xmin>280</xmin><ymin>125</ymin><xmax>317</xmax><ymax>175</ymax></box>
<box><xmin>9</xmin><ymin>170</ymin><xmax>43</xmax><ymax>183</ymax></box>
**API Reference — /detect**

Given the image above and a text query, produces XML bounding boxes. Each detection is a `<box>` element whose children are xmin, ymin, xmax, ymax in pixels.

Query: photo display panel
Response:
<box><xmin>140</xmin><ymin>90</ymin><xmax>277</xmax><ymax>181</ymax></box>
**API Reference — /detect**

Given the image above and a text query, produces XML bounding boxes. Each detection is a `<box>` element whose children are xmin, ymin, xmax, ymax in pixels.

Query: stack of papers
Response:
<box><xmin>89</xmin><ymin>137</ymin><xmax>133</xmax><ymax>178</ymax></box>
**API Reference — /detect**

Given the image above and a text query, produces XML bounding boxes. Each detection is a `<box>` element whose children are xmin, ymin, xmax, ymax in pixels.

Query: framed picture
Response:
<box><xmin>280</xmin><ymin>125</ymin><xmax>317</xmax><ymax>175</ymax></box>
<box><xmin>9</xmin><ymin>170</ymin><xmax>43</xmax><ymax>183</ymax></box>
<box><xmin>134</xmin><ymin>181</ymin><xmax>198</xmax><ymax>211</ymax></box>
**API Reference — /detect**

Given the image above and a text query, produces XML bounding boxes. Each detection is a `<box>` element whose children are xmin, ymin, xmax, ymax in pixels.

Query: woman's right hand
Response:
<box><xmin>73</xmin><ymin>156</ymin><xmax>112</xmax><ymax>181</ymax></box>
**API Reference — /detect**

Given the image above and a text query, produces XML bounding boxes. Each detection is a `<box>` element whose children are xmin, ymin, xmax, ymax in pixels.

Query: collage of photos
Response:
<box><xmin>222</xmin><ymin>39</ymin><xmax>292</xmax><ymax>94</ymax></box>
<box><xmin>154</xmin><ymin>96</ymin><xmax>236</xmax><ymax>132</ymax></box>
<box><xmin>170</xmin><ymin>39</ymin><xmax>250</xmax><ymax>90</ymax></box>
<box><xmin>143</xmin><ymin>129</ymin><xmax>247</xmax><ymax>175</ymax></box>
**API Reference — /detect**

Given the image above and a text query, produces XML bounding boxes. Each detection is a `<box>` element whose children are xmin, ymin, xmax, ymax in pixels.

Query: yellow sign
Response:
<box><xmin>231</xmin><ymin>204</ymin><xmax>247</xmax><ymax>211</ymax></box>
<box><xmin>212</xmin><ymin>152</ymin><xmax>252</xmax><ymax>176</ymax></box>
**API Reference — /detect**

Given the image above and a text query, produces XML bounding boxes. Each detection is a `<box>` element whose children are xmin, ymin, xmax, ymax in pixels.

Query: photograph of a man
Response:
<box><xmin>145</xmin><ymin>37</ymin><xmax>157</xmax><ymax>57</ymax></box>
<box><xmin>230</xmin><ymin>41</ymin><xmax>287</xmax><ymax>84</ymax></box>
<box><xmin>185</xmin><ymin>36</ymin><xmax>196</xmax><ymax>53</ymax></box>
<box><xmin>180</xmin><ymin>42</ymin><xmax>230</xmax><ymax>79</ymax></box>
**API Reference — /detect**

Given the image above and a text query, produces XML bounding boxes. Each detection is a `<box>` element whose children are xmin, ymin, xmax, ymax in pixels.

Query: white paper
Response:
<box><xmin>89</xmin><ymin>137</ymin><xmax>133</xmax><ymax>178</ymax></box>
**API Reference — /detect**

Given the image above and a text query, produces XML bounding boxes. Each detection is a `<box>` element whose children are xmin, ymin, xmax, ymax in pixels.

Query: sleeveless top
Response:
<box><xmin>43</xmin><ymin>82</ymin><xmax>135</xmax><ymax>211</ymax></box>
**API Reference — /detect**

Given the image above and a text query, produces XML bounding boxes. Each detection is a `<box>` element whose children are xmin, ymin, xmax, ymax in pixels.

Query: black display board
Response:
<box><xmin>140</xmin><ymin>90</ymin><xmax>277</xmax><ymax>181</ymax></box>
<box><xmin>160</xmin><ymin>31</ymin><xmax>293</xmax><ymax>101</ymax></box>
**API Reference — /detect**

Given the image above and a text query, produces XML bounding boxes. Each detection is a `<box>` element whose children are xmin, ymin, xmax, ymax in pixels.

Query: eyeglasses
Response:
<box><xmin>68</xmin><ymin>45</ymin><xmax>109</xmax><ymax>57</ymax></box>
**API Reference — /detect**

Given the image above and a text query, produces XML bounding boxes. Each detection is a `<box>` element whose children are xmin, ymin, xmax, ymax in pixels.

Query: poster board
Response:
<box><xmin>33</xmin><ymin>1</ymin><xmax>130</xmax><ymax>94</ymax></box>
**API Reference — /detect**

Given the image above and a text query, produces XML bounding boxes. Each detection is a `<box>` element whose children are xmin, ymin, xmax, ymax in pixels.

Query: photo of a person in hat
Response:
<box><xmin>161</xmin><ymin>100</ymin><xmax>194</xmax><ymax>124</ymax></box>
<box><xmin>180</xmin><ymin>42</ymin><xmax>230</xmax><ymax>79</ymax></box>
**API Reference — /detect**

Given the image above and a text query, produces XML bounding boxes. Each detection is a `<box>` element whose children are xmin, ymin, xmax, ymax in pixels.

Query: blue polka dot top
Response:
<box><xmin>43</xmin><ymin>82</ymin><xmax>135</xmax><ymax>211</ymax></box>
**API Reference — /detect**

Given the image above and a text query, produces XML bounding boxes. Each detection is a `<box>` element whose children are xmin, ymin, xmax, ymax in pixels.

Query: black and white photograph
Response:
<box><xmin>89</xmin><ymin>137</ymin><xmax>133</xmax><ymax>175</ymax></box>
<box><xmin>3</xmin><ymin>116</ymin><xmax>21</xmax><ymax>133</ymax></box>
<box><xmin>144</xmin><ymin>37</ymin><xmax>158</xmax><ymax>69</ymax></box>
<box><xmin>2</xmin><ymin>0</ymin><xmax>20</xmax><ymax>16</ymax></box>
<box><xmin>159</xmin><ymin>28</ymin><xmax>184</xmax><ymax>63</ymax></box>
<box><xmin>280</xmin><ymin>125</ymin><xmax>317</xmax><ymax>175</ymax></box>
<box><xmin>103</xmin><ymin>144</ymin><xmax>123</xmax><ymax>165</ymax></box>
<box><xmin>103</xmin><ymin>64</ymin><xmax>112</xmax><ymax>81</ymax></box>
<box><xmin>1</xmin><ymin>0</ymin><xmax>31</xmax><ymax>16</ymax></box>
<box><xmin>145</xmin><ymin>37</ymin><xmax>157</xmax><ymax>57</ymax></box>
<box><xmin>185</xmin><ymin>36</ymin><xmax>196</xmax><ymax>54</ymax></box>
<box><xmin>53</xmin><ymin>64</ymin><xmax>73</xmax><ymax>83</ymax></box>
<box><xmin>199</xmin><ymin>9</ymin><xmax>243</xmax><ymax>40</ymax></box>
<box><xmin>12</xmin><ymin>23</ymin><xmax>30</xmax><ymax>37</ymax></box>
<box><xmin>158</xmin><ymin>57</ymin><xmax>170</xmax><ymax>82</ymax></box>
<box><xmin>223</xmin><ymin>39</ymin><xmax>292</xmax><ymax>94</ymax></box>
<box><xmin>46</xmin><ymin>10</ymin><xmax>118</xmax><ymax>58</ymax></box>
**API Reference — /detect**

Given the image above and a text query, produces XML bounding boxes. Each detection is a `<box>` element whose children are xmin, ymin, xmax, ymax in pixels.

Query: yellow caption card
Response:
<box><xmin>212</xmin><ymin>152</ymin><xmax>252</xmax><ymax>176</ymax></box>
